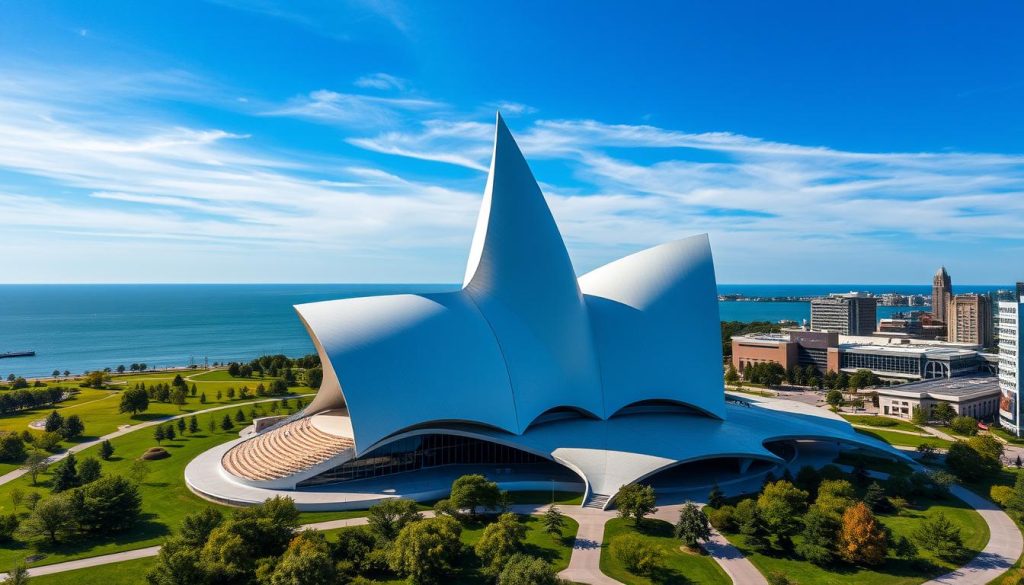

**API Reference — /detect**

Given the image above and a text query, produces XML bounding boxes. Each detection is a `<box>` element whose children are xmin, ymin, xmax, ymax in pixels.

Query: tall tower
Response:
<box><xmin>932</xmin><ymin>266</ymin><xmax>952</xmax><ymax>323</ymax></box>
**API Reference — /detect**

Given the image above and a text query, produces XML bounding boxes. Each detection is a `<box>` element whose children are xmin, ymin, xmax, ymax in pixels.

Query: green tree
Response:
<box><xmin>913</xmin><ymin>512</ymin><xmax>964</xmax><ymax>561</ymax></box>
<box><xmin>708</xmin><ymin>483</ymin><xmax>726</xmax><ymax>508</ymax></box>
<box><xmin>153</xmin><ymin>425</ymin><xmax>165</xmax><ymax>444</ymax></box>
<box><xmin>826</xmin><ymin>389</ymin><xmax>844</xmax><ymax>411</ymax></box>
<box><xmin>475</xmin><ymin>513</ymin><xmax>527</xmax><ymax>576</ymax></box>
<box><xmin>220</xmin><ymin>414</ymin><xmax>234</xmax><ymax>431</ymax></box>
<box><xmin>796</xmin><ymin>506</ymin><xmax>839</xmax><ymax>565</ymax></box>
<box><xmin>178</xmin><ymin>507</ymin><xmax>224</xmax><ymax>548</ymax></box>
<box><xmin>5</xmin><ymin>564</ymin><xmax>29</xmax><ymax>585</ymax></box>
<box><xmin>814</xmin><ymin>479</ymin><xmax>856</xmax><ymax>518</ymax></box>
<box><xmin>164</xmin><ymin>424</ymin><xmax>176</xmax><ymax>441</ymax></box>
<box><xmin>863</xmin><ymin>481</ymin><xmax>886</xmax><ymax>511</ymax></box>
<box><xmin>615</xmin><ymin>483</ymin><xmax>658</xmax><ymax>526</ymax></box>
<box><xmin>58</xmin><ymin>414</ymin><xmax>85</xmax><ymax>440</ymax></box>
<box><xmin>736</xmin><ymin>499</ymin><xmax>771</xmax><ymax>552</ymax></box>
<box><xmin>169</xmin><ymin>387</ymin><xmax>187</xmax><ymax>408</ymax></box>
<box><xmin>305</xmin><ymin>366</ymin><xmax>323</xmax><ymax>389</ymax></box>
<box><xmin>0</xmin><ymin>514</ymin><xmax>19</xmax><ymax>543</ymax></box>
<box><xmin>367</xmin><ymin>498</ymin><xmax>422</xmax><ymax>542</ymax></box>
<box><xmin>497</xmin><ymin>553</ymin><xmax>563</xmax><ymax>585</ymax></box>
<box><xmin>675</xmin><ymin>502</ymin><xmax>712</xmax><ymax>548</ymax></box>
<box><xmin>543</xmin><ymin>505</ymin><xmax>566</xmax><ymax>538</ymax></box>
<box><xmin>449</xmin><ymin>474</ymin><xmax>500</xmax><ymax>517</ymax></box>
<box><xmin>44</xmin><ymin>410</ymin><xmax>64</xmax><ymax>433</ymax></box>
<box><xmin>911</xmin><ymin>406</ymin><xmax>928</xmax><ymax>425</ymax></box>
<box><xmin>78</xmin><ymin>456</ymin><xmax>102</xmax><ymax>484</ymax></box>
<box><xmin>932</xmin><ymin>402</ymin><xmax>956</xmax><ymax>424</ymax></box>
<box><xmin>234</xmin><ymin>409</ymin><xmax>245</xmax><ymax>423</ymax></box>
<box><xmin>99</xmin><ymin>439</ymin><xmax>115</xmax><ymax>460</ymax></box>
<box><xmin>757</xmin><ymin>481</ymin><xmax>809</xmax><ymax>549</ymax></box>
<box><xmin>177</xmin><ymin>417</ymin><xmax>186</xmax><ymax>434</ymax></box>
<box><xmin>119</xmin><ymin>387</ymin><xmax>149</xmax><ymax>416</ymax></box>
<box><xmin>388</xmin><ymin>516</ymin><xmax>463</xmax><ymax>585</ymax></box>
<box><xmin>189</xmin><ymin>416</ymin><xmax>200</xmax><ymax>434</ymax></box>
<box><xmin>610</xmin><ymin>533</ymin><xmax>661</xmax><ymax>576</ymax></box>
<box><xmin>50</xmin><ymin>452</ymin><xmax>79</xmax><ymax>492</ymax></box>
<box><xmin>199</xmin><ymin>392</ymin><xmax>207</xmax><ymax>404</ymax></box>
<box><xmin>946</xmin><ymin>436</ymin><xmax>1003</xmax><ymax>481</ymax></box>
<box><xmin>262</xmin><ymin>530</ymin><xmax>337</xmax><ymax>585</ymax></box>
<box><xmin>725</xmin><ymin>365</ymin><xmax>739</xmax><ymax>384</ymax></box>
<box><xmin>22</xmin><ymin>452</ymin><xmax>49</xmax><ymax>486</ymax></box>
<box><xmin>75</xmin><ymin>475</ymin><xmax>142</xmax><ymax>533</ymax></box>
<box><xmin>24</xmin><ymin>494</ymin><xmax>74</xmax><ymax>543</ymax></box>
<box><xmin>0</xmin><ymin>433</ymin><xmax>27</xmax><ymax>463</ymax></box>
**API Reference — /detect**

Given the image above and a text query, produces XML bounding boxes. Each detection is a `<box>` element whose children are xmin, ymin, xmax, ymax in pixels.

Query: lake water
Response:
<box><xmin>0</xmin><ymin>283</ymin><xmax>1005</xmax><ymax>378</ymax></box>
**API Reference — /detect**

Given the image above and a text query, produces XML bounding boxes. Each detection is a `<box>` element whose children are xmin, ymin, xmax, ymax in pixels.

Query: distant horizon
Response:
<box><xmin>0</xmin><ymin>281</ymin><xmax>1015</xmax><ymax>287</ymax></box>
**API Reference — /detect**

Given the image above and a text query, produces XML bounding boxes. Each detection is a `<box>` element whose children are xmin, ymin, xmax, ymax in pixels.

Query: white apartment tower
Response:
<box><xmin>998</xmin><ymin>288</ymin><xmax>1024</xmax><ymax>435</ymax></box>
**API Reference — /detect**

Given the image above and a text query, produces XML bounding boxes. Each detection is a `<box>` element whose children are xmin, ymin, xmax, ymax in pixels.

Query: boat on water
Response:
<box><xmin>0</xmin><ymin>351</ymin><xmax>35</xmax><ymax>359</ymax></box>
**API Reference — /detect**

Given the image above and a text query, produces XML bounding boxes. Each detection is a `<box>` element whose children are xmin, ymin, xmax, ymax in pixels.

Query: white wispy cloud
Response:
<box><xmin>354</xmin><ymin>73</ymin><xmax>407</xmax><ymax>91</ymax></box>
<box><xmin>264</xmin><ymin>89</ymin><xmax>443</xmax><ymax>128</ymax></box>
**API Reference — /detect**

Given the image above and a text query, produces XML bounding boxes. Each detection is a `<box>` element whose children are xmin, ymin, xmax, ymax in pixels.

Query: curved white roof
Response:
<box><xmin>284</xmin><ymin>113</ymin><xmax>909</xmax><ymax>499</ymax></box>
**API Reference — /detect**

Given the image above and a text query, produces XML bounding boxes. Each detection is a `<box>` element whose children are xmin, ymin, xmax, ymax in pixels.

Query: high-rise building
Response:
<box><xmin>810</xmin><ymin>292</ymin><xmax>878</xmax><ymax>335</ymax></box>
<box><xmin>949</xmin><ymin>294</ymin><xmax>993</xmax><ymax>347</ymax></box>
<box><xmin>998</xmin><ymin>293</ymin><xmax>1023</xmax><ymax>435</ymax></box>
<box><xmin>932</xmin><ymin>266</ymin><xmax>952</xmax><ymax>323</ymax></box>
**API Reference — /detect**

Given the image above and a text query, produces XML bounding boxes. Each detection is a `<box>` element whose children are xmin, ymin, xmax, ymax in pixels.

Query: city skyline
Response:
<box><xmin>3</xmin><ymin>2</ymin><xmax>1024</xmax><ymax>284</ymax></box>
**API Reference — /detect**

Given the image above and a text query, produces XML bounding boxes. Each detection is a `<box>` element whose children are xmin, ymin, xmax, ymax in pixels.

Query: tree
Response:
<box><xmin>0</xmin><ymin>433</ymin><xmax>27</xmax><ymax>463</ymax></box>
<box><xmin>675</xmin><ymin>502</ymin><xmax>712</xmax><ymax>549</ymax></box>
<box><xmin>153</xmin><ymin>425</ymin><xmax>165</xmax><ymax>444</ymax></box>
<box><xmin>129</xmin><ymin>459</ymin><xmax>150</xmax><ymax>484</ymax></box>
<box><xmin>24</xmin><ymin>494</ymin><xmax>75</xmax><ymax>543</ymax></box>
<box><xmin>610</xmin><ymin>533</ymin><xmax>661</xmax><ymax>576</ymax></box>
<box><xmin>169</xmin><ymin>387</ymin><xmax>187</xmax><ymax>408</ymax></box>
<box><xmin>220</xmin><ymin>414</ymin><xmax>234</xmax><ymax>431</ymax></box>
<box><xmin>10</xmin><ymin>488</ymin><xmax>23</xmax><ymax>512</ymax></box>
<box><xmin>63</xmin><ymin>370</ymin><xmax>70</xmax><ymax>377</ymax></box>
<box><xmin>119</xmin><ymin>387</ymin><xmax>149</xmax><ymax>416</ymax></box>
<box><xmin>0</xmin><ymin>514</ymin><xmax>18</xmax><ymax>542</ymax></box>
<box><xmin>59</xmin><ymin>414</ymin><xmax>85</xmax><ymax>440</ymax></box>
<box><xmin>190</xmin><ymin>383</ymin><xmax>197</xmax><ymax>397</ymax></box>
<box><xmin>863</xmin><ymin>481</ymin><xmax>886</xmax><ymax>511</ymax></box>
<box><xmin>367</xmin><ymin>498</ymin><xmax>423</xmax><ymax>542</ymax></box>
<box><xmin>189</xmin><ymin>416</ymin><xmax>199</xmax><ymax>434</ymax></box>
<box><xmin>497</xmin><ymin>553</ymin><xmax>563</xmax><ymax>585</ymax></box>
<box><xmin>44</xmin><ymin>410</ymin><xmax>64</xmax><ymax>433</ymax></box>
<box><xmin>475</xmin><ymin>513</ymin><xmax>527</xmax><ymax>576</ymax></box>
<box><xmin>916</xmin><ymin>443</ymin><xmax>937</xmax><ymax>462</ymax></box>
<box><xmin>234</xmin><ymin>409</ymin><xmax>245</xmax><ymax>423</ymax></box>
<box><xmin>911</xmin><ymin>405</ymin><xmax>928</xmax><ymax>425</ymax></box>
<box><xmin>36</xmin><ymin>431</ymin><xmax>62</xmax><ymax>452</ymax></box>
<box><xmin>263</xmin><ymin>530</ymin><xmax>336</xmax><ymax>585</ymax></box>
<box><xmin>838</xmin><ymin>502</ymin><xmax>887</xmax><ymax>565</ymax></box>
<box><xmin>757</xmin><ymin>481</ymin><xmax>808</xmax><ymax>549</ymax></box>
<box><xmin>75</xmin><ymin>475</ymin><xmax>142</xmax><ymax>533</ymax></box>
<box><xmin>5</xmin><ymin>563</ymin><xmax>29</xmax><ymax>585</ymax></box>
<box><xmin>826</xmin><ymin>389</ymin><xmax>844</xmax><ymax>411</ymax></box>
<box><xmin>164</xmin><ymin>424</ymin><xmax>176</xmax><ymax>441</ymax></box>
<box><xmin>99</xmin><ymin>439</ymin><xmax>115</xmax><ymax>461</ymax></box>
<box><xmin>913</xmin><ymin>512</ymin><xmax>964</xmax><ymax>561</ymax></box>
<box><xmin>177</xmin><ymin>417</ymin><xmax>186</xmax><ymax>434</ymax></box>
<box><xmin>615</xmin><ymin>483</ymin><xmax>658</xmax><ymax>526</ymax></box>
<box><xmin>543</xmin><ymin>505</ymin><xmax>566</xmax><ymax>538</ymax></box>
<box><xmin>725</xmin><ymin>365</ymin><xmax>739</xmax><ymax>384</ymax></box>
<box><xmin>178</xmin><ymin>507</ymin><xmax>223</xmax><ymax>547</ymax></box>
<box><xmin>50</xmin><ymin>452</ymin><xmax>79</xmax><ymax>492</ymax></box>
<box><xmin>815</xmin><ymin>479</ymin><xmax>856</xmax><ymax>518</ymax></box>
<box><xmin>932</xmin><ymin>402</ymin><xmax>956</xmax><ymax>424</ymax></box>
<box><xmin>950</xmin><ymin>415</ymin><xmax>979</xmax><ymax>436</ymax></box>
<box><xmin>226</xmin><ymin>387</ymin><xmax>236</xmax><ymax>400</ymax></box>
<box><xmin>795</xmin><ymin>465</ymin><xmax>822</xmax><ymax>497</ymax></box>
<box><xmin>388</xmin><ymin>516</ymin><xmax>463</xmax><ymax>585</ymax></box>
<box><xmin>228</xmin><ymin>362</ymin><xmax>241</xmax><ymax>377</ymax></box>
<box><xmin>199</xmin><ymin>392</ymin><xmax>207</xmax><ymax>404</ymax></box>
<box><xmin>449</xmin><ymin>474</ymin><xmax>500</xmax><ymax>517</ymax></box>
<box><xmin>117</xmin><ymin>364</ymin><xmax>126</xmax><ymax>373</ymax></box>
<box><xmin>81</xmin><ymin>370</ymin><xmax>107</xmax><ymax>389</ymax></box>
<box><xmin>23</xmin><ymin>452</ymin><xmax>49</xmax><ymax>485</ymax></box>
<box><xmin>52</xmin><ymin>369</ymin><xmax>61</xmax><ymax>378</ymax></box>
<box><xmin>947</xmin><ymin>436</ymin><xmax>1003</xmax><ymax>481</ymax></box>
<box><xmin>78</xmin><ymin>456</ymin><xmax>102</xmax><ymax>484</ymax></box>
<box><xmin>796</xmin><ymin>506</ymin><xmax>840</xmax><ymax>565</ymax></box>
<box><xmin>708</xmin><ymin>483</ymin><xmax>725</xmax><ymax>508</ymax></box>
<box><xmin>305</xmin><ymin>366</ymin><xmax>323</xmax><ymax>389</ymax></box>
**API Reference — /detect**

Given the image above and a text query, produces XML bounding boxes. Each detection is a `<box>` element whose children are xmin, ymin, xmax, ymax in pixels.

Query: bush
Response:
<box><xmin>992</xmin><ymin>485</ymin><xmax>1015</xmax><ymax>508</ymax></box>
<box><xmin>141</xmin><ymin>447</ymin><xmax>170</xmax><ymax>460</ymax></box>
<box><xmin>610</xmin><ymin>533</ymin><xmax>661</xmax><ymax>576</ymax></box>
<box><xmin>36</xmin><ymin>431</ymin><xmax>63</xmax><ymax>452</ymax></box>
<box><xmin>914</xmin><ymin>512</ymin><xmax>964</xmax><ymax>561</ymax></box>
<box><xmin>0</xmin><ymin>433</ymin><xmax>27</xmax><ymax>463</ymax></box>
<box><xmin>707</xmin><ymin>505</ymin><xmax>736</xmax><ymax>532</ymax></box>
<box><xmin>949</xmin><ymin>416</ymin><xmax>979</xmax><ymax>436</ymax></box>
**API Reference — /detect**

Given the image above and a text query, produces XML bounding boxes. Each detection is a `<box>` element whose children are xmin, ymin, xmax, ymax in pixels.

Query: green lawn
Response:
<box><xmin>856</xmin><ymin>428</ymin><xmax>954</xmax><ymax>450</ymax></box>
<box><xmin>29</xmin><ymin>556</ymin><xmax>159</xmax><ymax>585</ymax></box>
<box><xmin>721</xmin><ymin>497</ymin><xmax>988</xmax><ymax>585</ymax></box>
<box><xmin>600</xmin><ymin>518</ymin><xmax>730</xmax><ymax>585</ymax></box>
<box><xmin>841</xmin><ymin>415</ymin><xmax>924</xmax><ymax>434</ymax></box>
<box><xmin>989</xmin><ymin>427</ymin><xmax>1024</xmax><ymax>445</ymax></box>
<box><xmin>0</xmin><ymin>401</ymin><xmax>327</xmax><ymax>569</ymax></box>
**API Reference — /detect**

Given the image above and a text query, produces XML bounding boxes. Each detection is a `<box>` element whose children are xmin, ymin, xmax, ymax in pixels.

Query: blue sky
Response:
<box><xmin>2</xmin><ymin>1</ymin><xmax>1023</xmax><ymax>284</ymax></box>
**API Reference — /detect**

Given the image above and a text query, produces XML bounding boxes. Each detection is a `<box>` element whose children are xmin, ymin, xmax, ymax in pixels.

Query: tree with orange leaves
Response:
<box><xmin>838</xmin><ymin>501</ymin><xmax>887</xmax><ymax>565</ymax></box>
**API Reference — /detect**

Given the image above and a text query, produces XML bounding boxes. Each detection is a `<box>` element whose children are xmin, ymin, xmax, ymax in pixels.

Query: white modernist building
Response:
<box><xmin>186</xmin><ymin>114</ymin><xmax>904</xmax><ymax>510</ymax></box>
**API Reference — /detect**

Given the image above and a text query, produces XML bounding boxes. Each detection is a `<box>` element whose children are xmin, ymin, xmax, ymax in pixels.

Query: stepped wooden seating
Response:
<box><xmin>222</xmin><ymin>416</ymin><xmax>355</xmax><ymax>481</ymax></box>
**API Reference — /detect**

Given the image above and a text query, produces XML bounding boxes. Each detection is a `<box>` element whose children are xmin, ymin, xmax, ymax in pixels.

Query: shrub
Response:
<box><xmin>992</xmin><ymin>485</ymin><xmax>1015</xmax><ymax>509</ymax></box>
<box><xmin>0</xmin><ymin>433</ymin><xmax>27</xmax><ymax>463</ymax></box>
<box><xmin>141</xmin><ymin>447</ymin><xmax>170</xmax><ymax>460</ymax></box>
<box><xmin>914</xmin><ymin>512</ymin><xmax>964</xmax><ymax>561</ymax></box>
<box><xmin>707</xmin><ymin>505</ymin><xmax>736</xmax><ymax>532</ymax></box>
<box><xmin>610</xmin><ymin>533</ymin><xmax>661</xmax><ymax>576</ymax></box>
<box><xmin>949</xmin><ymin>416</ymin><xmax>979</xmax><ymax>436</ymax></box>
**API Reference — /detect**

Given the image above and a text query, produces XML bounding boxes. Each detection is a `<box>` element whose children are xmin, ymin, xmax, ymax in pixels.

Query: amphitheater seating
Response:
<box><xmin>221</xmin><ymin>416</ymin><xmax>354</xmax><ymax>481</ymax></box>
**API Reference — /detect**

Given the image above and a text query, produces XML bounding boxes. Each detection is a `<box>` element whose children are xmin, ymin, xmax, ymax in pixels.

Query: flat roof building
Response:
<box><xmin>949</xmin><ymin>294</ymin><xmax>993</xmax><ymax>348</ymax></box>
<box><xmin>875</xmin><ymin>375</ymin><xmax>1000</xmax><ymax>421</ymax></box>
<box><xmin>810</xmin><ymin>292</ymin><xmax>877</xmax><ymax>336</ymax></box>
<box><xmin>999</xmin><ymin>295</ymin><xmax>1023</xmax><ymax>435</ymax></box>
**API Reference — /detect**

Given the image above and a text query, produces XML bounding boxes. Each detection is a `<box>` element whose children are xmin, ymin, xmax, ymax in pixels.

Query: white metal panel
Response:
<box><xmin>294</xmin><ymin>292</ymin><xmax>518</xmax><ymax>452</ymax></box>
<box><xmin>580</xmin><ymin>235</ymin><xmax>726</xmax><ymax>418</ymax></box>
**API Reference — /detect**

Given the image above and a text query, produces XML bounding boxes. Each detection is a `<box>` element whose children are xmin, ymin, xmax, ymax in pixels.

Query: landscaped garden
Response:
<box><xmin>707</xmin><ymin>465</ymin><xmax>988</xmax><ymax>585</ymax></box>
<box><xmin>841</xmin><ymin>414</ymin><xmax>925</xmax><ymax>434</ymax></box>
<box><xmin>600</xmin><ymin>517</ymin><xmax>729</xmax><ymax>585</ymax></box>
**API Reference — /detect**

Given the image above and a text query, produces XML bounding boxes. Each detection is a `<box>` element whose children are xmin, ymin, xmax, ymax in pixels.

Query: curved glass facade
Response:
<box><xmin>297</xmin><ymin>433</ymin><xmax>549</xmax><ymax>487</ymax></box>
